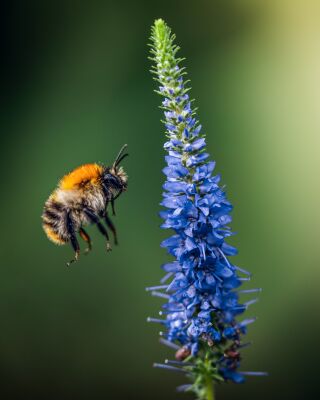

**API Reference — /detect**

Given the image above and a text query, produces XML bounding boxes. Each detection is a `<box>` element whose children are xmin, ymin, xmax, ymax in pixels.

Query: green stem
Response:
<box><xmin>205</xmin><ymin>376</ymin><xmax>215</xmax><ymax>400</ymax></box>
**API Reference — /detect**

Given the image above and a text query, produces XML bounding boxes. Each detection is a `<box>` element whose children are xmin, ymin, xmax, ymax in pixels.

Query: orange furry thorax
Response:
<box><xmin>59</xmin><ymin>163</ymin><xmax>103</xmax><ymax>190</ymax></box>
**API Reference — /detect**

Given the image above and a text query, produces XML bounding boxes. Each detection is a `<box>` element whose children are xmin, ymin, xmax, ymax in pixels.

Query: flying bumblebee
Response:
<box><xmin>42</xmin><ymin>144</ymin><xmax>128</xmax><ymax>266</ymax></box>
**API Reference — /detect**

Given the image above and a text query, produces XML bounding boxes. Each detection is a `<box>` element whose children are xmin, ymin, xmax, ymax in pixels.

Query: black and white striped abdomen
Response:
<box><xmin>42</xmin><ymin>198</ymin><xmax>68</xmax><ymax>244</ymax></box>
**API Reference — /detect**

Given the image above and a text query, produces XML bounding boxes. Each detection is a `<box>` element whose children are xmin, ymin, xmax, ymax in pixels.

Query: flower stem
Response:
<box><xmin>205</xmin><ymin>377</ymin><xmax>215</xmax><ymax>400</ymax></box>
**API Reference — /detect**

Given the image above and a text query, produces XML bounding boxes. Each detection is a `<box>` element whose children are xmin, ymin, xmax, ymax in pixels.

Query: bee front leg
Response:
<box><xmin>84</xmin><ymin>208</ymin><xmax>112</xmax><ymax>252</ymax></box>
<box><xmin>104</xmin><ymin>212</ymin><xmax>118</xmax><ymax>245</ymax></box>
<box><xmin>111</xmin><ymin>199</ymin><xmax>116</xmax><ymax>216</ymax></box>
<box><xmin>66</xmin><ymin>212</ymin><xmax>80</xmax><ymax>267</ymax></box>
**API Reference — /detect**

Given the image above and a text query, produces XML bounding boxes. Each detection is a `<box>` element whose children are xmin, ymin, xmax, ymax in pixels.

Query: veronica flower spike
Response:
<box><xmin>147</xmin><ymin>19</ymin><xmax>266</xmax><ymax>400</ymax></box>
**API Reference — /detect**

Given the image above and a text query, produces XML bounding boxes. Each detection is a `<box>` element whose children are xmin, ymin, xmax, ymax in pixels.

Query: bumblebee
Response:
<box><xmin>42</xmin><ymin>144</ymin><xmax>128</xmax><ymax>266</ymax></box>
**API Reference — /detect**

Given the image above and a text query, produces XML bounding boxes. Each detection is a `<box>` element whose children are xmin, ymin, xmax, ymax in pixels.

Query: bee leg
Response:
<box><xmin>66</xmin><ymin>212</ymin><xmax>80</xmax><ymax>266</ymax></box>
<box><xmin>79</xmin><ymin>227</ymin><xmax>92</xmax><ymax>254</ymax></box>
<box><xmin>66</xmin><ymin>249</ymin><xmax>80</xmax><ymax>267</ymax></box>
<box><xmin>104</xmin><ymin>212</ymin><xmax>118</xmax><ymax>245</ymax></box>
<box><xmin>111</xmin><ymin>199</ymin><xmax>116</xmax><ymax>216</ymax></box>
<box><xmin>96</xmin><ymin>222</ymin><xmax>112</xmax><ymax>252</ymax></box>
<box><xmin>85</xmin><ymin>208</ymin><xmax>112</xmax><ymax>252</ymax></box>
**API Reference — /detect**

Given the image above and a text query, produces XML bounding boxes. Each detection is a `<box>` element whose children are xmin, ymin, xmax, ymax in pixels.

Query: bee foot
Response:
<box><xmin>106</xmin><ymin>242</ymin><xmax>112</xmax><ymax>252</ymax></box>
<box><xmin>66</xmin><ymin>251</ymin><xmax>80</xmax><ymax>267</ymax></box>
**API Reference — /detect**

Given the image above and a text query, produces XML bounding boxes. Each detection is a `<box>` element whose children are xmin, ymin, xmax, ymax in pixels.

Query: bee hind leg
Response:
<box><xmin>79</xmin><ymin>227</ymin><xmax>92</xmax><ymax>254</ymax></box>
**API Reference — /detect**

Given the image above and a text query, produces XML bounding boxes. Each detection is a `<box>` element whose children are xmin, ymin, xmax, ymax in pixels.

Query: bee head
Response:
<box><xmin>102</xmin><ymin>144</ymin><xmax>128</xmax><ymax>198</ymax></box>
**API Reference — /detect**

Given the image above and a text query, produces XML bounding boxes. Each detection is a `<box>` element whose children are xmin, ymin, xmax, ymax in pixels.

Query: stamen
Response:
<box><xmin>159</xmin><ymin>308</ymin><xmax>184</xmax><ymax>315</ymax></box>
<box><xmin>239</xmin><ymin>288</ymin><xmax>262</xmax><ymax>294</ymax></box>
<box><xmin>146</xmin><ymin>285</ymin><xmax>169</xmax><ymax>292</ymax></box>
<box><xmin>147</xmin><ymin>317</ymin><xmax>167</xmax><ymax>324</ymax></box>
<box><xmin>232</xmin><ymin>305</ymin><xmax>246</xmax><ymax>311</ymax></box>
<box><xmin>153</xmin><ymin>363</ymin><xmax>185</xmax><ymax>373</ymax></box>
<box><xmin>162</xmin><ymin>302</ymin><xmax>184</xmax><ymax>311</ymax></box>
<box><xmin>234</xmin><ymin>265</ymin><xmax>252</xmax><ymax>276</ymax></box>
<box><xmin>152</xmin><ymin>291</ymin><xmax>170</xmax><ymax>299</ymax></box>
<box><xmin>159</xmin><ymin>338</ymin><xmax>180</xmax><ymax>350</ymax></box>
<box><xmin>244</xmin><ymin>298</ymin><xmax>259</xmax><ymax>307</ymax></box>
<box><xmin>217</xmin><ymin>247</ymin><xmax>231</xmax><ymax>267</ymax></box>
<box><xmin>160</xmin><ymin>272</ymin><xmax>173</xmax><ymax>284</ymax></box>
<box><xmin>165</xmin><ymin>359</ymin><xmax>193</xmax><ymax>366</ymax></box>
<box><xmin>176</xmin><ymin>384</ymin><xmax>192</xmax><ymax>392</ymax></box>
<box><xmin>241</xmin><ymin>371</ymin><xmax>268</xmax><ymax>376</ymax></box>
<box><xmin>239</xmin><ymin>317</ymin><xmax>257</xmax><ymax>327</ymax></box>
<box><xmin>200</xmin><ymin>242</ymin><xmax>206</xmax><ymax>260</ymax></box>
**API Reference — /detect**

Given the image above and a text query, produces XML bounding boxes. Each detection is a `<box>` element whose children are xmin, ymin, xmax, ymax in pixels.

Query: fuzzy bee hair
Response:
<box><xmin>42</xmin><ymin>145</ymin><xmax>128</xmax><ymax>266</ymax></box>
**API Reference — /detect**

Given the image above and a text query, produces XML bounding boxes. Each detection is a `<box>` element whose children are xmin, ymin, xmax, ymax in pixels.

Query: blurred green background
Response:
<box><xmin>1</xmin><ymin>0</ymin><xmax>319</xmax><ymax>399</ymax></box>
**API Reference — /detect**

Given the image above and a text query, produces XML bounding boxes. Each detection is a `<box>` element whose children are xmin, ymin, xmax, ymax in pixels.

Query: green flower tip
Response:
<box><xmin>153</xmin><ymin>18</ymin><xmax>170</xmax><ymax>42</ymax></box>
<box><xmin>154</xmin><ymin>18</ymin><xmax>165</xmax><ymax>33</ymax></box>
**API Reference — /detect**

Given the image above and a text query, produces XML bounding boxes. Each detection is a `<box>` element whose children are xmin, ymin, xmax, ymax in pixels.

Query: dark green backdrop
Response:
<box><xmin>1</xmin><ymin>1</ymin><xmax>319</xmax><ymax>399</ymax></box>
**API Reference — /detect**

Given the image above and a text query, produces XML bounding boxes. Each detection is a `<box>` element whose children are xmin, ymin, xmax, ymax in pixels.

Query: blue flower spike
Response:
<box><xmin>147</xmin><ymin>19</ymin><xmax>266</xmax><ymax>400</ymax></box>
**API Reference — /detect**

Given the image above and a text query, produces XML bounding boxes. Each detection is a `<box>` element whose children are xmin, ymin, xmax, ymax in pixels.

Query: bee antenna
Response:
<box><xmin>113</xmin><ymin>144</ymin><xmax>129</xmax><ymax>169</ymax></box>
<box><xmin>116</xmin><ymin>153</ymin><xmax>129</xmax><ymax>167</ymax></box>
